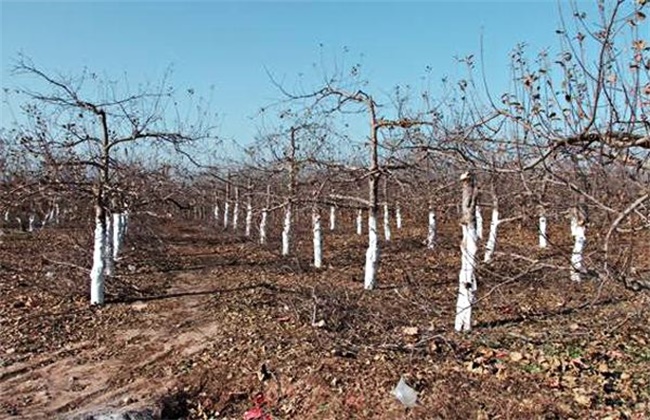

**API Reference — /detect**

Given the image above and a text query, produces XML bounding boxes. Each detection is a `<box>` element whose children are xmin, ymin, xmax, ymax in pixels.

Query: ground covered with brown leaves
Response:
<box><xmin>0</xmin><ymin>215</ymin><xmax>649</xmax><ymax>419</ymax></box>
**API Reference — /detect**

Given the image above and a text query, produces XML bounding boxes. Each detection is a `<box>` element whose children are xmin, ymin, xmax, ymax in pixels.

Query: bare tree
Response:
<box><xmin>7</xmin><ymin>57</ymin><xmax>215</xmax><ymax>304</ymax></box>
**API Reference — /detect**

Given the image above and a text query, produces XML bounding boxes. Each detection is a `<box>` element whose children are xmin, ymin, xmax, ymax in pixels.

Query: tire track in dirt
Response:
<box><xmin>0</xmin><ymin>270</ymin><xmax>225</xmax><ymax>419</ymax></box>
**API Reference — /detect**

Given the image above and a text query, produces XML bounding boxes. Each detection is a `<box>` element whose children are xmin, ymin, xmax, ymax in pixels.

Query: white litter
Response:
<box><xmin>392</xmin><ymin>376</ymin><xmax>418</xmax><ymax>408</ymax></box>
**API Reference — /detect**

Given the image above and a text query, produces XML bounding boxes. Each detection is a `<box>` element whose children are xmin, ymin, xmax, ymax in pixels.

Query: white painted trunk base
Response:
<box><xmin>455</xmin><ymin>224</ymin><xmax>478</xmax><ymax>331</ymax></box>
<box><xmin>329</xmin><ymin>206</ymin><xmax>336</xmax><ymax>231</ymax></box>
<box><xmin>570</xmin><ymin>221</ymin><xmax>586</xmax><ymax>282</ymax></box>
<box><xmin>356</xmin><ymin>209</ymin><xmax>363</xmax><ymax>235</ymax></box>
<box><xmin>90</xmin><ymin>208</ymin><xmax>107</xmax><ymax>305</ymax></box>
<box><xmin>122</xmin><ymin>211</ymin><xmax>129</xmax><ymax>237</ymax></box>
<box><xmin>259</xmin><ymin>210</ymin><xmax>268</xmax><ymax>245</ymax></box>
<box><xmin>395</xmin><ymin>206</ymin><xmax>402</xmax><ymax>229</ymax></box>
<box><xmin>364</xmin><ymin>210</ymin><xmax>380</xmax><ymax>290</ymax></box>
<box><xmin>213</xmin><ymin>204</ymin><xmax>220</xmax><ymax>223</ymax></box>
<box><xmin>475</xmin><ymin>206</ymin><xmax>483</xmax><ymax>240</ymax></box>
<box><xmin>282</xmin><ymin>205</ymin><xmax>291</xmax><ymax>256</ymax></box>
<box><xmin>427</xmin><ymin>210</ymin><xmax>436</xmax><ymax>249</ymax></box>
<box><xmin>483</xmin><ymin>209</ymin><xmax>499</xmax><ymax>263</ymax></box>
<box><xmin>223</xmin><ymin>202</ymin><xmax>229</xmax><ymax>228</ymax></box>
<box><xmin>539</xmin><ymin>216</ymin><xmax>548</xmax><ymax>249</ymax></box>
<box><xmin>232</xmin><ymin>201</ymin><xmax>239</xmax><ymax>230</ymax></box>
<box><xmin>28</xmin><ymin>215</ymin><xmax>35</xmax><ymax>232</ymax></box>
<box><xmin>112</xmin><ymin>213</ymin><xmax>125</xmax><ymax>260</ymax></box>
<box><xmin>245</xmin><ymin>203</ymin><xmax>253</xmax><ymax>237</ymax></box>
<box><xmin>383</xmin><ymin>203</ymin><xmax>391</xmax><ymax>241</ymax></box>
<box><xmin>104</xmin><ymin>213</ymin><xmax>115</xmax><ymax>277</ymax></box>
<box><xmin>313</xmin><ymin>208</ymin><xmax>322</xmax><ymax>268</ymax></box>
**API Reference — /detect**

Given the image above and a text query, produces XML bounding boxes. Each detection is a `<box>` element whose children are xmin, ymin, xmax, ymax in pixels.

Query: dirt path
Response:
<box><xmin>0</xmin><ymin>270</ymin><xmax>223</xmax><ymax>419</ymax></box>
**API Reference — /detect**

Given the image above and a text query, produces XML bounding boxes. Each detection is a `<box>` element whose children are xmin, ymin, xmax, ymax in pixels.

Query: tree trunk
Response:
<box><xmin>356</xmin><ymin>209</ymin><xmax>363</xmax><ymax>235</ymax></box>
<box><xmin>455</xmin><ymin>171</ymin><xmax>478</xmax><ymax>332</ymax></box>
<box><xmin>259</xmin><ymin>210</ymin><xmax>268</xmax><ymax>245</ymax></box>
<box><xmin>223</xmin><ymin>201</ymin><xmax>229</xmax><ymax>228</ymax></box>
<box><xmin>282</xmin><ymin>203</ymin><xmax>291</xmax><ymax>256</ymax></box>
<box><xmin>427</xmin><ymin>207</ymin><xmax>436</xmax><ymax>249</ymax></box>
<box><xmin>364</xmin><ymin>206</ymin><xmax>379</xmax><ymax>290</ymax></box>
<box><xmin>538</xmin><ymin>206</ymin><xmax>548</xmax><ymax>249</ymax></box>
<box><xmin>260</xmin><ymin>185</ymin><xmax>270</xmax><ymax>245</ymax></box>
<box><xmin>104</xmin><ymin>212</ymin><xmax>115</xmax><ymax>276</ymax></box>
<box><xmin>112</xmin><ymin>212</ymin><xmax>123</xmax><ymax>260</ymax></box>
<box><xmin>484</xmin><ymin>186</ymin><xmax>500</xmax><ymax>263</ymax></box>
<box><xmin>395</xmin><ymin>203</ymin><xmax>402</xmax><ymax>229</ymax></box>
<box><xmin>329</xmin><ymin>205</ymin><xmax>336</xmax><ymax>231</ymax></box>
<box><xmin>570</xmin><ymin>205</ymin><xmax>588</xmax><ymax>282</ymax></box>
<box><xmin>245</xmin><ymin>201</ymin><xmax>253</xmax><ymax>237</ymax></box>
<box><xmin>383</xmin><ymin>202</ymin><xmax>391</xmax><ymax>241</ymax></box>
<box><xmin>483</xmin><ymin>208</ymin><xmax>499</xmax><ymax>263</ymax></box>
<box><xmin>232</xmin><ymin>187</ymin><xmax>240</xmax><ymax>230</ymax></box>
<box><xmin>90</xmin><ymin>205</ymin><xmax>107</xmax><ymax>305</ymax></box>
<box><xmin>54</xmin><ymin>202</ymin><xmax>60</xmax><ymax>225</ymax></box>
<box><xmin>313</xmin><ymin>206</ymin><xmax>322</xmax><ymax>268</ymax></box>
<box><xmin>475</xmin><ymin>205</ymin><xmax>483</xmax><ymax>241</ymax></box>
<box><xmin>122</xmin><ymin>211</ymin><xmax>129</xmax><ymax>237</ymax></box>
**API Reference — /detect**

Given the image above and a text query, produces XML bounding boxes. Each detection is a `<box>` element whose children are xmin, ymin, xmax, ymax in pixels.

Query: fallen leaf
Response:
<box><xmin>509</xmin><ymin>351</ymin><xmax>523</xmax><ymax>362</ymax></box>
<box><xmin>402</xmin><ymin>326</ymin><xmax>419</xmax><ymax>336</ymax></box>
<box><xmin>573</xmin><ymin>391</ymin><xmax>591</xmax><ymax>407</ymax></box>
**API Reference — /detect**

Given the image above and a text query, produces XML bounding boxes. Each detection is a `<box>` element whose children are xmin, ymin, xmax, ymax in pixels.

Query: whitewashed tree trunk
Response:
<box><xmin>259</xmin><ymin>209</ymin><xmax>268</xmax><ymax>245</ymax></box>
<box><xmin>90</xmin><ymin>206</ymin><xmax>107</xmax><ymax>305</ymax></box>
<box><xmin>245</xmin><ymin>201</ymin><xmax>253</xmax><ymax>237</ymax></box>
<box><xmin>356</xmin><ymin>209</ymin><xmax>363</xmax><ymax>235</ymax></box>
<box><xmin>455</xmin><ymin>172</ymin><xmax>478</xmax><ymax>332</ymax></box>
<box><xmin>54</xmin><ymin>202</ymin><xmax>60</xmax><ymax>224</ymax></box>
<box><xmin>281</xmin><ymin>204</ymin><xmax>291</xmax><ymax>256</ymax></box>
<box><xmin>313</xmin><ymin>207</ymin><xmax>322</xmax><ymax>268</ymax></box>
<box><xmin>426</xmin><ymin>208</ymin><xmax>436</xmax><ymax>249</ymax></box>
<box><xmin>475</xmin><ymin>205</ymin><xmax>483</xmax><ymax>240</ymax></box>
<box><xmin>383</xmin><ymin>203</ymin><xmax>391</xmax><ymax>241</ymax></box>
<box><xmin>539</xmin><ymin>214</ymin><xmax>548</xmax><ymax>249</ymax></box>
<box><xmin>122</xmin><ymin>211</ymin><xmax>129</xmax><ymax>237</ymax></box>
<box><xmin>104</xmin><ymin>212</ymin><xmax>115</xmax><ymax>277</ymax></box>
<box><xmin>483</xmin><ymin>208</ymin><xmax>499</xmax><ymax>263</ymax></box>
<box><xmin>364</xmin><ymin>209</ymin><xmax>379</xmax><ymax>290</ymax></box>
<box><xmin>223</xmin><ymin>201</ymin><xmax>229</xmax><ymax>228</ymax></box>
<box><xmin>260</xmin><ymin>185</ymin><xmax>271</xmax><ymax>245</ymax></box>
<box><xmin>42</xmin><ymin>208</ymin><xmax>53</xmax><ymax>227</ymax></box>
<box><xmin>570</xmin><ymin>206</ymin><xmax>587</xmax><ymax>282</ymax></box>
<box><xmin>112</xmin><ymin>212</ymin><xmax>125</xmax><ymax>260</ymax></box>
<box><xmin>4</xmin><ymin>209</ymin><xmax>9</xmax><ymax>222</ymax></box>
<box><xmin>395</xmin><ymin>204</ymin><xmax>402</xmax><ymax>230</ymax></box>
<box><xmin>28</xmin><ymin>214</ymin><xmax>35</xmax><ymax>232</ymax></box>
<box><xmin>213</xmin><ymin>203</ymin><xmax>220</xmax><ymax>223</ymax></box>
<box><xmin>329</xmin><ymin>205</ymin><xmax>336</xmax><ymax>231</ymax></box>
<box><xmin>232</xmin><ymin>188</ymin><xmax>240</xmax><ymax>231</ymax></box>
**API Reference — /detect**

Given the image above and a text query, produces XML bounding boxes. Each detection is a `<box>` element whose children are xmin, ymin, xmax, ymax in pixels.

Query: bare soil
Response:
<box><xmin>1</xmin><ymin>216</ymin><xmax>649</xmax><ymax>419</ymax></box>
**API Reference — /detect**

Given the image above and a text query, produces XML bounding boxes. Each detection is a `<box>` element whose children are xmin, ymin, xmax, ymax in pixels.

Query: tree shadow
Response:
<box><xmin>476</xmin><ymin>297</ymin><xmax>625</xmax><ymax>329</ymax></box>
<box><xmin>112</xmin><ymin>281</ymin><xmax>306</xmax><ymax>305</ymax></box>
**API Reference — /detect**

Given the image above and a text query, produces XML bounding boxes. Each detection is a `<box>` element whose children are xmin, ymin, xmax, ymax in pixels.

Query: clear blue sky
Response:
<box><xmin>1</xmin><ymin>1</ymin><xmax>588</xmax><ymax>157</ymax></box>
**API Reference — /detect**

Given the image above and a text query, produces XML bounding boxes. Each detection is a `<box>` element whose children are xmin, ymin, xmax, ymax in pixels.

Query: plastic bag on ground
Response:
<box><xmin>392</xmin><ymin>376</ymin><xmax>418</xmax><ymax>408</ymax></box>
